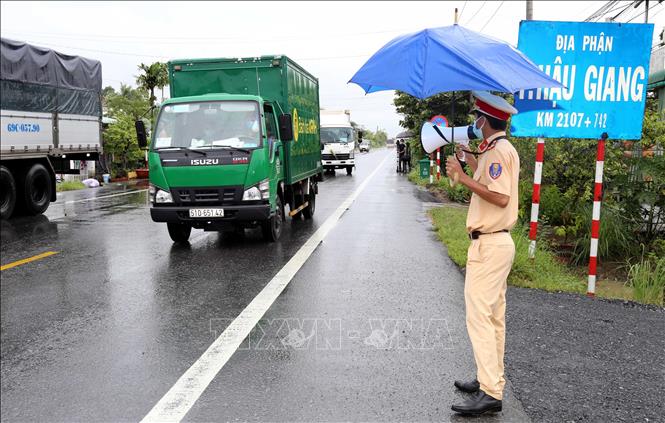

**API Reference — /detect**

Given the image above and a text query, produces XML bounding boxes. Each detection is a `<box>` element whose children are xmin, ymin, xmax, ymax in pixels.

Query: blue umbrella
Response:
<box><xmin>349</xmin><ymin>24</ymin><xmax>562</xmax><ymax>98</ymax></box>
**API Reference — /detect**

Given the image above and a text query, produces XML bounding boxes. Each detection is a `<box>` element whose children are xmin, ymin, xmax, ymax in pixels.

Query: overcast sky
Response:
<box><xmin>2</xmin><ymin>1</ymin><xmax>663</xmax><ymax>137</ymax></box>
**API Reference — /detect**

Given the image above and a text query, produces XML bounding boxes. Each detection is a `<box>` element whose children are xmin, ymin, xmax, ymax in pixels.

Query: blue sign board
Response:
<box><xmin>511</xmin><ymin>21</ymin><xmax>654</xmax><ymax>140</ymax></box>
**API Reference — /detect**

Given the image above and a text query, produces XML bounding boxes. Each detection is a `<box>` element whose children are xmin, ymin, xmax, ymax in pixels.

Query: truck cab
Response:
<box><xmin>320</xmin><ymin>110</ymin><xmax>356</xmax><ymax>175</ymax></box>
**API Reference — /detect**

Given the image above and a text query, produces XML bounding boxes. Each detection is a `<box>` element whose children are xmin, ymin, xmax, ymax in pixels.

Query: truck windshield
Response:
<box><xmin>320</xmin><ymin>127</ymin><xmax>353</xmax><ymax>144</ymax></box>
<box><xmin>153</xmin><ymin>101</ymin><xmax>261</xmax><ymax>150</ymax></box>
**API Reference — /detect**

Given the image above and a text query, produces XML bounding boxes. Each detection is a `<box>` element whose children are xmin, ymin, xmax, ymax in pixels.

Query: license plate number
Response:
<box><xmin>189</xmin><ymin>208</ymin><xmax>224</xmax><ymax>218</ymax></box>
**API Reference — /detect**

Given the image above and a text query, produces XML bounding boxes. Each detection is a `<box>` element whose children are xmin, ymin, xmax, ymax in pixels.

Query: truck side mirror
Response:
<box><xmin>279</xmin><ymin>114</ymin><xmax>294</xmax><ymax>142</ymax></box>
<box><xmin>135</xmin><ymin>120</ymin><xmax>148</xmax><ymax>149</ymax></box>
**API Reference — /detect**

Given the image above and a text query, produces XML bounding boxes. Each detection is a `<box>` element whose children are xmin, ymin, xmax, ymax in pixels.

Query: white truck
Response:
<box><xmin>320</xmin><ymin>109</ymin><xmax>358</xmax><ymax>175</ymax></box>
<box><xmin>1</xmin><ymin>38</ymin><xmax>102</xmax><ymax>219</ymax></box>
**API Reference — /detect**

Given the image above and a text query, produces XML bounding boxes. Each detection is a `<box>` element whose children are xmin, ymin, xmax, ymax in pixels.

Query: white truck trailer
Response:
<box><xmin>320</xmin><ymin>109</ymin><xmax>358</xmax><ymax>175</ymax></box>
<box><xmin>1</xmin><ymin>38</ymin><xmax>103</xmax><ymax>219</ymax></box>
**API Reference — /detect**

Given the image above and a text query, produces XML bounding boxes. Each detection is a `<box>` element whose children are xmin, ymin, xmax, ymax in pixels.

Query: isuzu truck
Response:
<box><xmin>320</xmin><ymin>109</ymin><xmax>356</xmax><ymax>175</ymax></box>
<box><xmin>1</xmin><ymin>38</ymin><xmax>102</xmax><ymax>219</ymax></box>
<box><xmin>137</xmin><ymin>55</ymin><xmax>322</xmax><ymax>242</ymax></box>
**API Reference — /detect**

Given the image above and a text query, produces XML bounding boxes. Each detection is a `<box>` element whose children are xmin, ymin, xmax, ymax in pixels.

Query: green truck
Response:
<box><xmin>136</xmin><ymin>56</ymin><xmax>322</xmax><ymax>242</ymax></box>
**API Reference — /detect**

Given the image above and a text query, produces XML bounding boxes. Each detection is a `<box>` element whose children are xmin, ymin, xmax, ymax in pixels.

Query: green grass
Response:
<box><xmin>408</xmin><ymin>168</ymin><xmax>471</xmax><ymax>202</ymax></box>
<box><xmin>627</xmin><ymin>257</ymin><xmax>665</xmax><ymax>306</ymax></box>
<box><xmin>429</xmin><ymin>206</ymin><xmax>586</xmax><ymax>294</ymax></box>
<box><xmin>56</xmin><ymin>180</ymin><xmax>86</xmax><ymax>192</ymax></box>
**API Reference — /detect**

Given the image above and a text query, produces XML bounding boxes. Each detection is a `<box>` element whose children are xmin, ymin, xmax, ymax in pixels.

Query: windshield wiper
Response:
<box><xmin>155</xmin><ymin>147</ymin><xmax>207</xmax><ymax>156</ymax></box>
<box><xmin>215</xmin><ymin>146</ymin><xmax>252</xmax><ymax>154</ymax></box>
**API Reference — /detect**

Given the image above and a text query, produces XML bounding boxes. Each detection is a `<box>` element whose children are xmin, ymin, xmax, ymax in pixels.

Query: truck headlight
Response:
<box><xmin>155</xmin><ymin>189</ymin><xmax>173</xmax><ymax>203</ymax></box>
<box><xmin>242</xmin><ymin>186</ymin><xmax>262</xmax><ymax>201</ymax></box>
<box><xmin>149</xmin><ymin>184</ymin><xmax>156</xmax><ymax>203</ymax></box>
<box><xmin>243</xmin><ymin>179</ymin><xmax>270</xmax><ymax>201</ymax></box>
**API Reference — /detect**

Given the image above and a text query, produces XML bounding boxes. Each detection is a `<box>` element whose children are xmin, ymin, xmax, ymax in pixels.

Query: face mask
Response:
<box><xmin>472</xmin><ymin>117</ymin><xmax>485</xmax><ymax>139</ymax></box>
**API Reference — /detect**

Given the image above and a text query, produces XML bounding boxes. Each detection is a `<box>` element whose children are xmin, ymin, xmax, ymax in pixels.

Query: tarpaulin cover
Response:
<box><xmin>1</xmin><ymin>38</ymin><xmax>102</xmax><ymax>116</ymax></box>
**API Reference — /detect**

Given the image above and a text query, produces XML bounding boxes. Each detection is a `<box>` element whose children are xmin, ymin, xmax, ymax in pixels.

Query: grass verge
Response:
<box><xmin>430</xmin><ymin>206</ymin><xmax>586</xmax><ymax>294</ymax></box>
<box><xmin>56</xmin><ymin>180</ymin><xmax>86</xmax><ymax>192</ymax></box>
<box><xmin>627</xmin><ymin>257</ymin><xmax>665</xmax><ymax>306</ymax></box>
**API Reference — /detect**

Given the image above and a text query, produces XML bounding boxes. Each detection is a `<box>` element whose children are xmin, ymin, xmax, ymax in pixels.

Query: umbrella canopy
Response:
<box><xmin>349</xmin><ymin>24</ymin><xmax>562</xmax><ymax>99</ymax></box>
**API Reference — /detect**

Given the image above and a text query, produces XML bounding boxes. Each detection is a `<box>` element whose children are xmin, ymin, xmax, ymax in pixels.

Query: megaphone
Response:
<box><xmin>420</xmin><ymin>121</ymin><xmax>477</xmax><ymax>154</ymax></box>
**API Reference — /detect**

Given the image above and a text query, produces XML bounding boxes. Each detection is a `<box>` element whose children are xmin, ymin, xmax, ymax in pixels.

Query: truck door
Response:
<box><xmin>263</xmin><ymin>104</ymin><xmax>281</xmax><ymax>203</ymax></box>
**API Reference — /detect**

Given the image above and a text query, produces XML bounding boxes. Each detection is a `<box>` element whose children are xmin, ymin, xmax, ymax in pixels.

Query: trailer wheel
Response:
<box><xmin>262</xmin><ymin>195</ymin><xmax>283</xmax><ymax>242</ymax></box>
<box><xmin>167</xmin><ymin>223</ymin><xmax>191</xmax><ymax>243</ymax></box>
<box><xmin>22</xmin><ymin>163</ymin><xmax>52</xmax><ymax>216</ymax></box>
<box><xmin>346</xmin><ymin>166</ymin><xmax>353</xmax><ymax>175</ymax></box>
<box><xmin>0</xmin><ymin>165</ymin><xmax>17</xmax><ymax>220</ymax></box>
<box><xmin>303</xmin><ymin>184</ymin><xmax>316</xmax><ymax>220</ymax></box>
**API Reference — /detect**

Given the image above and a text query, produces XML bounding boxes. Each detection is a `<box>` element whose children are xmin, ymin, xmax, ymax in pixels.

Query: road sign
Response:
<box><xmin>511</xmin><ymin>21</ymin><xmax>654</xmax><ymax>140</ymax></box>
<box><xmin>430</xmin><ymin>115</ymin><xmax>449</xmax><ymax>127</ymax></box>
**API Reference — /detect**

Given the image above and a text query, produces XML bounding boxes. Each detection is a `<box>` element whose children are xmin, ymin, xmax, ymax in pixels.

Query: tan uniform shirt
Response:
<box><xmin>466</xmin><ymin>132</ymin><xmax>520</xmax><ymax>233</ymax></box>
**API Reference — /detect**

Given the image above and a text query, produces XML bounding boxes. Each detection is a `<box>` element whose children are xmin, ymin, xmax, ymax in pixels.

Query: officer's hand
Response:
<box><xmin>455</xmin><ymin>145</ymin><xmax>465</xmax><ymax>161</ymax></box>
<box><xmin>446</xmin><ymin>155</ymin><xmax>464</xmax><ymax>180</ymax></box>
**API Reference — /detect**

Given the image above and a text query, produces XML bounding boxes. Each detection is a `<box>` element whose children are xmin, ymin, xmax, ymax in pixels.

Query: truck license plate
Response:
<box><xmin>189</xmin><ymin>208</ymin><xmax>224</xmax><ymax>218</ymax></box>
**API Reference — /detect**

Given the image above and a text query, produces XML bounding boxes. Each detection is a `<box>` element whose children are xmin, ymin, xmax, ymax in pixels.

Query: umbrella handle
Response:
<box><xmin>449</xmin><ymin>172</ymin><xmax>460</xmax><ymax>187</ymax></box>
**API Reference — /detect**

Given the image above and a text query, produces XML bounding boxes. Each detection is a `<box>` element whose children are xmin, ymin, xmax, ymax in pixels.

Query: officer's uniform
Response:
<box><xmin>464</xmin><ymin>91</ymin><xmax>519</xmax><ymax>401</ymax></box>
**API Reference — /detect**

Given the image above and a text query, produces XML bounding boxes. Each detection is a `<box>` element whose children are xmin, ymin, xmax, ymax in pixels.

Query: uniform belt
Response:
<box><xmin>469</xmin><ymin>229</ymin><xmax>509</xmax><ymax>240</ymax></box>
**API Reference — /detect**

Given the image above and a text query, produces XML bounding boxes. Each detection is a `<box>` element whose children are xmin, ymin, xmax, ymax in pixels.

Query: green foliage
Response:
<box><xmin>103</xmin><ymin>84</ymin><xmax>151</xmax><ymax>175</ymax></box>
<box><xmin>407</xmin><ymin>168</ymin><xmax>471</xmax><ymax>202</ymax></box>
<box><xmin>429</xmin><ymin>206</ymin><xmax>584</xmax><ymax>293</ymax></box>
<box><xmin>627</xmin><ymin>255</ymin><xmax>665</xmax><ymax>306</ymax></box>
<box><xmin>56</xmin><ymin>180</ymin><xmax>86</xmax><ymax>192</ymax></box>
<box><xmin>571</xmin><ymin>204</ymin><xmax>639</xmax><ymax>265</ymax></box>
<box><xmin>394</xmin><ymin>91</ymin><xmax>475</xmax><ymax>161</ymax></box>
<box><xmin>103</xmin><ymin>112</ymin><xmax>145</xmax><ymax>177</ymax></box>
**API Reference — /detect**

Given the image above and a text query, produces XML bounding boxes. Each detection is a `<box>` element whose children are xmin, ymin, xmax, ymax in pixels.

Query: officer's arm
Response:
<box><xmin>459</xmin><ymin>175</ymin><xmax>510</xmax><ymax>208</ymax></box>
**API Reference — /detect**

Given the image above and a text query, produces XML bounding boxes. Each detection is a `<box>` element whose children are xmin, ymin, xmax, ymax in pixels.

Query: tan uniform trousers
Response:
<box><xmin>464</xmin><ymin>231</ymin><xmax>515</xmax><ymax>400</ymax></box>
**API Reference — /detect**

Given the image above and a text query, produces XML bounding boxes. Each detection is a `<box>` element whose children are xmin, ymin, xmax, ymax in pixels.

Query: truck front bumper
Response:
<box><xmin>323</xmin><ymin>159</ymin><xmax>355</xmax><ymax>169</ymax></box>
<box><xmin>151</xmin><ymin>204</ymin><xmax>271</xmax><ymax>229</ymax></box>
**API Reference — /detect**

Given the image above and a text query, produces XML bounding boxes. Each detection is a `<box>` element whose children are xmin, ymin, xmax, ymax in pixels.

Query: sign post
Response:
<box><xmin>513</xmin><ymin>21</ymin><xmax>654</xmax><ymax>289</ymax></box>
<box><xmin>587</xmin><ymin>133</ymin><xmax>608</xmax><ymax>297</ymax></box>
<box><xmin>528</xmin><ymin>138</ymin><xmax>545</xmax><ymax>258</ymax></box>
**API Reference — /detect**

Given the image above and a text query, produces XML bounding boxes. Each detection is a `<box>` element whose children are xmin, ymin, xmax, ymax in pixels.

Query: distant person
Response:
<box><xmin>396</xmin><ymin>140</ymin><xmax>406</xmax><ymax>172</ymax></box>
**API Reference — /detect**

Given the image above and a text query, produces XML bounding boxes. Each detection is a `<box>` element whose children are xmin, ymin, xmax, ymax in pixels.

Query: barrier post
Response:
<box><xmin>436</xmin><ymin>148</ymin><xmax>441</xmax><ymax>180</ymax></box>
<box><xmin>587</xmin><ymin>132</ymin><xmax>608</xmax><ymax>297</ymax></box>
<box><xmin>429</xmin><ymin>152</ymin><xmax>434</xmax><ymax>184</ymax></box>
<box><xmin>528</xmin><ymin>138</ymin><xmax>545</xmax><ymax>258</ymax></box>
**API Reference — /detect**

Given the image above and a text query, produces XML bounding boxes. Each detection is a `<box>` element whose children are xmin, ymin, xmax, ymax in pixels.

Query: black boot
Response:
<box><xmin>451</xmin><ymin>390</ymin><xmax>502</xmax><ymax>415</ymax></box>
<box><xmin>454</xmin><ymin>379</ymin><xmax>480</xmax><ymax>393</ymax></box>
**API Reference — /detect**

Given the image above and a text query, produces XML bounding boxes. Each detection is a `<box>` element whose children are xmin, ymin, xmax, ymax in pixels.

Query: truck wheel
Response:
<box><xmin>167</xmin><ymin>222</ymin><xmax>191</xmax><ymax>243</ymax></box>
<box><xmin>0</xmin><ymin>165</ymin><xmax>17</xmax><ymax>219</ymax></box>
<box><xmin>22</xmin><ymin>163</ymin><xmax>52</xmax><ymax>216</ymax></box>
<box><xmin>262</xmin><ymin>195</ymin><xmax>283</xmax><ymax>242</ymax></box>
<box><xmin>346</xmin><ymin>166</ymin><xmax>353</xmax><ymax>175</ymax></box>
<box><xmin>303</xmin><ymin>186</ymin><xmax>316</xmax><ymax>220</ymax></box>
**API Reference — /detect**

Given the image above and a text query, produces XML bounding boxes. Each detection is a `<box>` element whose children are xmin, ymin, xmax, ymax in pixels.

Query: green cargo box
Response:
<box><xmin>168</xmin><ymin>56</ymin><xmax>321</xmax><ymax>185</ymax></box>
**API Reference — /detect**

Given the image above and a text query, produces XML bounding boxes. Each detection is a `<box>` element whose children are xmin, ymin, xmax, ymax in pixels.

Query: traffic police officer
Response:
<box><xmin>445</xmin><ymin>91</ymin><xmax>520</xmax><ymax>416</ymax></box>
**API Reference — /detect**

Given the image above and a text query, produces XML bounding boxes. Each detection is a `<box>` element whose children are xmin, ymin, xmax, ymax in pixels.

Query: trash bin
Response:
<box><xmin>419</xmin><ymin>158</ymin><xmax>430</xmax><ymax>179</ymax></box>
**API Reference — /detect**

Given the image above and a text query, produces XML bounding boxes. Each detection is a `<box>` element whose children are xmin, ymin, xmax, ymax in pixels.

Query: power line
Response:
<box><xmin>459</xmin><ymin>1</ymin><xmax>468</xmax><ymax>21</ymax></box>
<box><xmin>479</xmin><ymin>1</ymin><xmax>505</xmax><ymax>32</ymax></box>
<box><xmin>464</xmin><ymin>1</ymin><xmax>486</xmax><ymax>25</ymax></box>
<box><xmin>609</xmin><ymin>1</ymin><xmax>638</xmax><ymax>20</ymax></box>
<box><xmin>627</xmin><ymin>1</ymin><xmax>663</xmax><ymax>22</ymax></box>
<box><xmin>585</xmin><ymin>0</ymin><xmax>618</xmax><ymax>21</ymax></box>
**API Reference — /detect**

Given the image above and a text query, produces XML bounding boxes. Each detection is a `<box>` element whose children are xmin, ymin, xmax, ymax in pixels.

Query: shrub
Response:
<box><xmin>571</xmin><ymin>203</ymin><xmax>639</xmax><ymax>265</ymax></box>
<box><xmin>627</xmin><ymin>256</ymin><xmax>665</xmax><ymax>306</ymax></box>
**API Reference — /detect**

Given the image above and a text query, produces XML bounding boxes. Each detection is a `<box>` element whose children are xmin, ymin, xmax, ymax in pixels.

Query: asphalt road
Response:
<box><xmin>2</xmin><ymin>149</ymin><xmax>528</xmax><ymax>422</ymax></box>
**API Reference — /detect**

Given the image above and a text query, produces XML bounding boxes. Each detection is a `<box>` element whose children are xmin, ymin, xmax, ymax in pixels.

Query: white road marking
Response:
<box><xmin>141</xmin><ymin>152</ymin><xmax>391</xmax><ymax>422</ymax></box>
<box><xmin>65</xmin><ymin>189</ymin><xmax>148</xmax><ymax>204</ymax></box>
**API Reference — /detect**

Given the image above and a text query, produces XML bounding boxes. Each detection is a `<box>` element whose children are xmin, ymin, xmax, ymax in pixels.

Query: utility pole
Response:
<box><xmin>645</xmin><ymin>0</ymin><xmax>649</xmax><ymax>23</ymax></box>
<box><xmin>526</xmin><ymin>0</ymin><xmax>533</xmax><ymax>20</ymax></box>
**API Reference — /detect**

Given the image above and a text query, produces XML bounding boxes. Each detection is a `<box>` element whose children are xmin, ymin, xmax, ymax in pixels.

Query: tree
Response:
<box><xmin>102</xmin><ymin>84</ymin><xmax>151</xmax><ymax>176</ymax></box>
<box><xmin>136</xmin><ymin>62</ymin><xmax>168</xmax><ymax>109</ymax></box>
<box><xmin>394</xmin><ymin>90</ymin><xmax>474</xmax><ymax>160</ymax></box>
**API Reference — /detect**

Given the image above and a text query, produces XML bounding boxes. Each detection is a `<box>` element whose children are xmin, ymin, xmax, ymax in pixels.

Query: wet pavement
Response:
<box><xmin>1</xmin><ymin>150</ymin><xmax>528</xmax><ymax>422</ymax></box>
